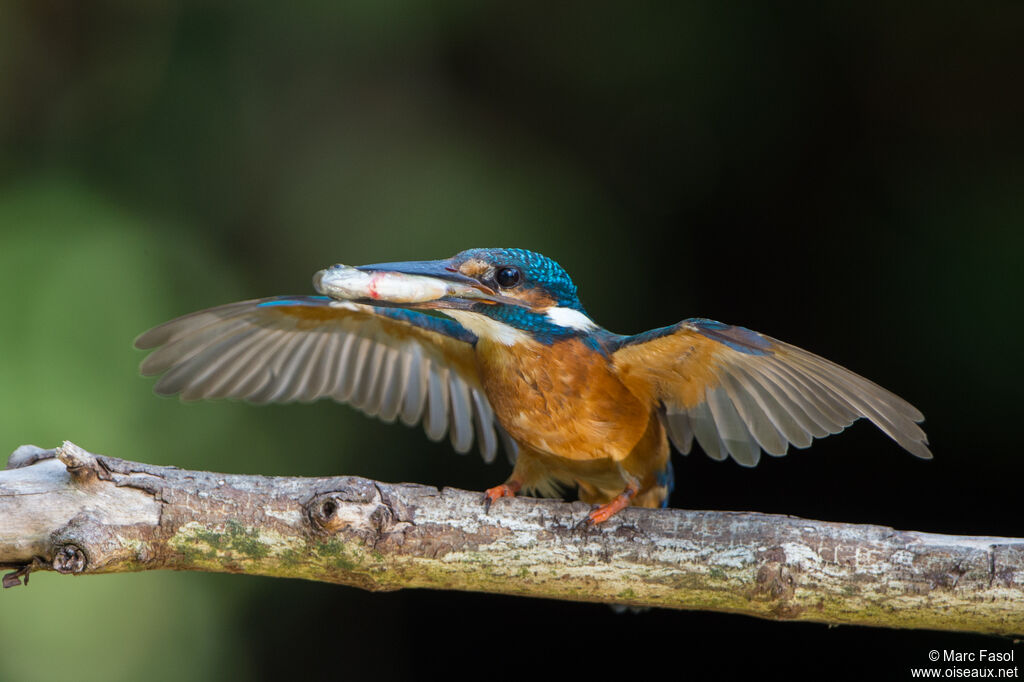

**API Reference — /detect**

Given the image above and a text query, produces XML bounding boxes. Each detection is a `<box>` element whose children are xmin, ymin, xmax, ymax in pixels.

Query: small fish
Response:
<box><xmin>314</xmin><ymin>263</ymin><xmax>484</xmax><ymax>304</ymax></box>
<box><xmin>313</xmin><ymin>262</ymin><xmax>530</xmax><ymax>310</ymax></box>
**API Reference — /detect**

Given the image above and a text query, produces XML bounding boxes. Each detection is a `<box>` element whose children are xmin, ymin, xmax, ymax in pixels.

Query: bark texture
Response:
<box><xmin>2</xmin><ymin>442</ymin><xmax>1022</xmax><ymax>636</ymax></box>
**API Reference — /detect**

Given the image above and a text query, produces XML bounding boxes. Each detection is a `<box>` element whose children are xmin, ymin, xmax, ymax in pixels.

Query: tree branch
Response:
<box><xmin>2</xmin><ymin>441</ymin><xmax>1022</xmax><ymax>636</ymax></box>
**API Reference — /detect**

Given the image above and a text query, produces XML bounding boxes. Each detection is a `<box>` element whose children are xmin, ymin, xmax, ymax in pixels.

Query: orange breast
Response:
<box><xmin>475</xmin><ymin>337</ymin><xmax>651</xmax><ymax>461</ymax></box>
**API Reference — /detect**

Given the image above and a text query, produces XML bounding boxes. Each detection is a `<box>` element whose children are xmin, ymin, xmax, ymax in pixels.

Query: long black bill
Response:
<box><xmin>355</xmin><ymin>259</ymin><xmax>481</xmax><ymax>287</ymax></box>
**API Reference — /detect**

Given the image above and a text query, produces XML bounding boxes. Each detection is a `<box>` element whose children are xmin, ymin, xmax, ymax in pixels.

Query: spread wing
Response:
<box><xmin>135</xmin><ymin>296</ymin><xmax>517</xmax><ymax>463</ymax></box>
<box><xmin>612</xmin><ymin>318</ymin><xmax>930</xmax><ymax>466</ymax></box>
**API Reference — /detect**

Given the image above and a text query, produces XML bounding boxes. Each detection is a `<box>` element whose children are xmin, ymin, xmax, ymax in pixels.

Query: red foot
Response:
<box><xmin>483</xmin><ymin>481</ymin><xmax>520</xmax><ymax>512</ymax></box>
<box><xmin>582</xmin><ymin>483</ymin><xmax>639</xmax><ymax>527</ymax></box>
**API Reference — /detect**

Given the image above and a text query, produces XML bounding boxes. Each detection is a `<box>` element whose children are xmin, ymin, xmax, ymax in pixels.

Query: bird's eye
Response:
<box><xmin>495</xmin><ymin>266</ymin><xmax>521</xmax><ymax>288</ymax></box>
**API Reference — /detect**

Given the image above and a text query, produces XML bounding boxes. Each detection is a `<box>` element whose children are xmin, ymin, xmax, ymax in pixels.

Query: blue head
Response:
<box><xmin>444</xmin><ymin>248</ymin><xmax>596</xmax><ymax>344</ymax></box>
<box><xmin>450</xmin><ymin>248</ymin><xmax>583</xmax><ymax>311</ymax></box>
<box><xmin>354</xmin><ymin>248</ymin><xmax>597</xmax><ymax>345</ymax></box>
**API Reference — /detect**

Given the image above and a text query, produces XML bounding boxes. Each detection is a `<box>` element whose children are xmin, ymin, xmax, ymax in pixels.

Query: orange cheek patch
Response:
<box><xmin>458</xmin><ymin>259</ymin><xmax>491</xmax><ymax>279</ymax></box>
<box><xmin>516</xmin><ymin>288</ymin><xmax>556</xmax><ymax>308</ymax></box>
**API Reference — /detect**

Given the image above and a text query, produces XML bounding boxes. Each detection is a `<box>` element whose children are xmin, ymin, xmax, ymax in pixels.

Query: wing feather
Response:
<box><xmin>751</xmin><ymin>367</ymin><xmax>830</xmax><ymax>439</ymax></box>
<box><xmin>757</xmin><ymin>360</ymin><xmax>846</xmax><ymax>434</ymax></box>
<box><xmin>729</xmin><ymin>365</ymin><xmax>813</xmax><ymax>448</ymax></box>
<box><xmin>613</xmin><ymin>318</ymin><xmax>930</xmax><ymax>465</ymax></box>
<box><xmin>299</xmin><ymin>331</ymin><xmax>337</xmax><ymax>402</ymax></box>
<box><xmin>224</xmin><ymin>332</ymin><xmax>289</xmax><ymax>398</ymax></box>
<box><xmin>425</xmin><ymin>364</ymin><xmax>449</xmax><ymax>441</ymax></box>
<box><xmin>344</xmin><ymin>336</ymin><xmax>376</xmax><ymax>405</ymax></box>
<box><xmin>688</xmin><ymin>400</ymin><xmax>727</xmax><ymax>461</ymax></box>
<box><xmin>353</xmin><ymin>341</ymin><xmax>388</xmax><ymax>411</ymax></box>
<box><xmin>781</xmin><ymin>350</ymin><xmax>930</xmax><ymax>458</ymax></box>
<box><xmin>705</xmin><ymin>386</ymin><xmax>761</xmax><ymax>466</ymax></box>
<box><xmin>471</xmin><ymin>389</ymin><xmax>499</xmax><ymax>463</ymax></box>
<box><xmin>332</xmin><ymin>333</ymin><xmax>362</xmax><ymax>402</ymax></box>
<box><xmin>178</xmin><ymin>328</ymin><xmax>268</xmax><ymax>400</ymax></box>
<box><xmin>662</xmin><ymin>410</ymin><xmax>695</xmax><ymax>455</ymax></box>
<box><xmin>376</xmin><ymin>347</ymin><xmax>404</xmax><ymax>422</ymax></box>
<box><xmin>135</xmin><ymin>296</ymin><xmax>514</xmax><ymax>462</ymax></box>
<box><xmin>497</xmin><ymin>425</ymin><xmax>520</xmax><ymax>464</ymax></box>
<box><xmin>400</xmin><ymin>346</ymin><xmax>427</xmax><ymax>427</ymax></box>
<box><xmin>448</xmin><ymin>374</ymin><xmax>475</xmax><ymax>454</ymax></box>
<box><xmin>252</xmin><ymin>332</ymin><xmax>312</xmax><ymax>404</ymax></box>
<box><xmin>717</xmin><ymin>371</ymin><xmax>788</xmax><ymax>456</ymax></box>
<box><xmin>277</xmin><ymin>331</ymin><xmax>325</xmax><ymax>404</ymax></box>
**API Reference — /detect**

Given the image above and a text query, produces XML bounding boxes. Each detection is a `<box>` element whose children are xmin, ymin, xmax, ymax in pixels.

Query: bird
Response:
<box><xmin>134</xmin><ymin>247</ymin><xmax>931</xmax><ymax>525</ymax></box>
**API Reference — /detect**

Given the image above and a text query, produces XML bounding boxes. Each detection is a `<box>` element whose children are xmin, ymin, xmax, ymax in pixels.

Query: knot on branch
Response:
<box><xmin>750</xmin><ymin>546</ymin><xmax>807</xmax><ymax>620</ymax></box>
<box><xmin>306</xmin><ymin>480</ymin><xmax>410</xmax><ymax>540</ymax></box>
<box><xmin>53</xmin><ymin>545</ymin><xmax>87</xmax><ymax>574</ymax></box>
<box><xmin>49</xmin><ymin>509</ymin><xmax>153</xmax><ymax>574</ymax></box>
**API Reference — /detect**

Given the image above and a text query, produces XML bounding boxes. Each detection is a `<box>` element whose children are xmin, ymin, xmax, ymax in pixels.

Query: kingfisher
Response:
<box><xmin>135</xmin><ymin>248</ymin><xmax>930</xmax><ymax>525</ymax></box>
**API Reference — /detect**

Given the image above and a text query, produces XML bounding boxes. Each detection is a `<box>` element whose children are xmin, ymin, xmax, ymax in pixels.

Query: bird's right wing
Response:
<box><xmin>135</xmin><ymin>295</ymin><xmax>517</xmax><ymax>463</ymax></box>
<box><xmin>612</xmin><ymin>318</ymin><xmax>930</xmax><ymax>466</ymax></box>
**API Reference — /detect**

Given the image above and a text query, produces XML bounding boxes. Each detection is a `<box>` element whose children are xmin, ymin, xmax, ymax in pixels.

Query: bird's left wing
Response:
<box><xmin>135</xmin><ymin>296</ymin><xmax>515</xmax><ymax>463</ymax></box>
<box><xmin>611</xmin><ymin>318</ymin><xmax>930</xmax><ymax>466</ymax></box>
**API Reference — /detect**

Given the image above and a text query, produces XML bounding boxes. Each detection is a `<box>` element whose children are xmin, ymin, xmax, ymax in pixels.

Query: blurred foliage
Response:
<box><xmin>1</xmin><ymin>1</ymin><xmax>1021</xmax><ymax>681</ymax></box>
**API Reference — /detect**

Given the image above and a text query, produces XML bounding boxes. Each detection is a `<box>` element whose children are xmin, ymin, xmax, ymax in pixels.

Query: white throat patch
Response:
<box><xmin>545</xmin><ymin>306</ymin><xmax>597</xmax><ymax>331</ymax></box>
<box><xmin>444</xmin><ymin>310</ymin><xmax>531</xmax><ymax>347</ymax></box>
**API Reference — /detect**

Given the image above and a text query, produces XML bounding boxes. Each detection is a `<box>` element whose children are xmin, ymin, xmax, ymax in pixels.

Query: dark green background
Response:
<box><xmin>2</xmin><ymin>2</ymin><xmax>1021</xmax><ymax>680</ymax></box>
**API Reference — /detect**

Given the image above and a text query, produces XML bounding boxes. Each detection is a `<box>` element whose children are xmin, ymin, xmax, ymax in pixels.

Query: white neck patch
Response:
<box><xmin>545</xmin><ymin>306</ymin><xmax>597</xmax><ymax>331</ymax></box>
<box><xmin>444</xmin><ymin>310</ymin><xmax>532</xmax><ymax>347</ymax></box>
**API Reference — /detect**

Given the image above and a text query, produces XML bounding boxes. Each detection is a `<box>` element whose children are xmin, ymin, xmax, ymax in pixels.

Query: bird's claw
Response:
<box><xmin>482</xmin><ymin>483</ymin><xmax>517</xmax><ymax>513</ymax></box>
<box><xmin>576</xmin><ymin>488</ymin><xmax>636</xmax><ymax>529</ymax></box>
<box><xmin>574</xmin><ymin>506</ymin><xmax>613</xmax><ymax>530</ymax></box>
<box><xmin>574</xmin><ymin>515</ymin><xmax>596</xmax><ymax>531</ymax></box>
<box><xmin>587</xmin><ymin>505</ymin><xmax>617</xmax><ymax>526</ymax></box>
